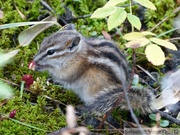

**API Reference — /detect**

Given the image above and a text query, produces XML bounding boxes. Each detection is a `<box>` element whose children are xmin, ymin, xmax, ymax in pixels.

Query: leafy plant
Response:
<box><xmin>123</xmin><ymin>32</ymin><xmax>177</xmax><ymax>65</ymax></box>
<box><xmin>91</xmin><ymin>0</ymin><xmax>156</xmax><ymax>31</ymax></box>
<box><xmin>91</xmin><ymin>0</ymin><xmax>178</xmax><ymax>66</ymax></box>
<box><xmin>149</xmin><ymin>113</ymin><xmax>169</xmax><ymax>127</ymax></box>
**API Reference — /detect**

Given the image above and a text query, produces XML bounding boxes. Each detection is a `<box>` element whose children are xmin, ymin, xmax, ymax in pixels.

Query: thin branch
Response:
<box><xmin>40</xmin><ymin>0</ymin><xmax>55</xmax><ymax>13</ymax></box>
<box><xmin>169</xmin><ymin>37</ymin><xmax>180</xmax><ymax>41</ymax></box>
<box><xmin>123</xmin><ymin>50</ymin><xmax>146</xmax><ymax>135</ymax></box>
<box><xmin>150</xmin><ymin>6</ymin><xmax>180</xmax><ymax>32</ymax></box>
<box><xmin>40</xmin><ymin>0</ymin><xmax>67</xmax><ymax>25</ymax></box>
<box><xmin>154</xmin><ymin>110</ymin><xmax>180</xmax><ymax>125</ymax></box>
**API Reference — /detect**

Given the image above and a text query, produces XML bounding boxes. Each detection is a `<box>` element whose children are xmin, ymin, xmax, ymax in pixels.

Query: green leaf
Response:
<box><xmin>123</xmin><ymin>32</ymin><xmax>143</xmax><ymax>40</ymax></box>
<box><xmin>0</xmin><ymin>49</ymin><xmax>20</xmax><ymax>67</ymax></box>
<box><xmin>160</xmin><ymin>120</ymin><xmax>169</xmax><ymax>127</ymax></box>
<box><xmin>18</xmin><ymin>15</ymin><xmax>57</xmax><ymax>46</ymax></box>
<box><xmin>127</xmin><ymin>14</ymin><xmax>141</xmax><ymax>30</ymax></box>
<box><xmin>150</xmin><ymin>38</ymin><xmax>177</xmax><ymax>51</ymax></box>
<box><xmin>104</xmin><ymin>0</ymin><xmax>127</xmax><ymax>7</ymax></box>
<box><xmin>0</xmin><ymin>21</ymin><xmax>58</xmax><ymax>30</ymax></box>
<box><xmin>149</xmin><ymin>114</ymin><xmax>156</xmax><ymax>121</ymax></box>
<box><xmin>134</xmin><ymin>0</ymin><xmax>156</xmax><ymax>10</ymax></box>
<box><xmin>0</xmin><ymin>81</ymin><xmax>13</xmax><ymax>99</ymax></box>
<box><xmin>125</xmin><ymin>37</ymin><xmax>149</xmax><ymax>48</ymax></box>
<box><xmin>145</xmin><ymin>44</ymin><xmax>165</xmax><ymax>66</ymax></box>
<box><xmin>91</xmin><ymin>6</ymin><xmax>117</xmax><ymax>18</ymax></box>
<box><xmin>108</xmin><ymin>9</ymin><xmax>127</xmax><ymax>31</ymax></box>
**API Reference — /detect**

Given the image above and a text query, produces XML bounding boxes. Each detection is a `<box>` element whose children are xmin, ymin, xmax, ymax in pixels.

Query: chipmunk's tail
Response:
<box><xmin>84</xmin><ymin>87</ymin><xmax>155</xmax><ymax>116</ymax></box>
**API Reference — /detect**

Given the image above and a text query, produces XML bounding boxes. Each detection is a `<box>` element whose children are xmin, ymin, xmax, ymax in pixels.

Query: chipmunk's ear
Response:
<box><xmin>61</xmin><ymin>24</ymin><xmax>75</xmax><ymax>30</ymax></box>
<box><xmin>68</xmin><ymin>36</ymin><xmax>81</xmax><ymax>51</ymax></box>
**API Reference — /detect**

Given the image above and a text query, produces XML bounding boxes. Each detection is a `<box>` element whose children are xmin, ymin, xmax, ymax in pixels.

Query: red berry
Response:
<box><xmin>22</xmin><ymin>74</ymin><xmax>34</xmax><ymax>88</ymax></box>
<box><xmin>9</xmin><ymin>109</ymin><xmax>16</xmax><ymax>118</ymax></box>
<box><xmin>28</xmin><ymin>61</ymin><xmax>35</xmax><ymax>70</ymax></box>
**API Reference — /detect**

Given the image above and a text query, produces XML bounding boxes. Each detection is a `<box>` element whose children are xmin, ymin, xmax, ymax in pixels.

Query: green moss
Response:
<box><xmin>144</xmin><ymin>0</ymin><xmax>177</xmax><ymax>38</ymax></box>
<box><xmin>1</xmin><ymin>0</ymin><xmax>179</xmax><ymax>134</ymax></box>
<box><xmin>0</xmin><ymin>96</ymin><xmax>66</xmax><ymax>134</ymax></box>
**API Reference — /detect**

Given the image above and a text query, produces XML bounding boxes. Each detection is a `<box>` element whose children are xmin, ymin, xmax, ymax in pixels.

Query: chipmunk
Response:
<box><xmin>33</xmin><ymin>24</ymin><xmax>155</xmax><ymax>116</ymax></box>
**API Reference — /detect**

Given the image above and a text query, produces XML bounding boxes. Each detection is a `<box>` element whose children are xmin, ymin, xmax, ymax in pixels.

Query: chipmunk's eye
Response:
<box><xmin>47</xmin><ymin>49</ymin><xmax>56</xmax><ymax>55</ymax></box>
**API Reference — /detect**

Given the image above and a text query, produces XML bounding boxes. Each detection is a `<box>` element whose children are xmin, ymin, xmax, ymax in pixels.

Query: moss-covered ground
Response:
<box><xmin>0</xmin><ymin>0</ymin><xmax>179</xmax><ymax>134</ymax></box>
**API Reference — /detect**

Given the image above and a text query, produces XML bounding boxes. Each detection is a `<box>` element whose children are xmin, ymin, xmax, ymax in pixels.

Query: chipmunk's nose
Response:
<box><xmin>28</xmin><ymin>60</ymin><xmax>35</xmax><ymax>70</ymax></box>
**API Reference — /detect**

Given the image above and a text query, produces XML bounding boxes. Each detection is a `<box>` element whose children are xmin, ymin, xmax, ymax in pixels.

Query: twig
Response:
<box><xmin>123</xmin><ymin>50</ymin><xmax>146</xmax><ymax>135</ymax></box>
<box><xmin>0</xmin><ymin>77</ymin><xmax>66</xmax><ymax>107</ymax></box>
<box><xmin>40</xmin><ymin>0</ymin><xmax>54</xmax><ymax>13</ymax></box>
<box><xmin>150</xmin><ymin>6</ymin><xmax>180</xmax><ymax>32</ymax></box>
<box><xmin>66</xmin><ymin>14</ymin><xmax>91</xmax><ymax>22</ymax></box>
<box><xmin>99</xmin><ymin>50</ymin><xmax>146</xmax><ymax>134</ymax></box>
<box><xmin>0</xmin><ymin>78</ymin><xmax>19</xmax><ymax>87</ymax></box>
<box><xmin>136</xmin><ymin>65</ymin><xmax>157</xmax><ymax>81</ymax></box>
<box><xmin>96</xmin><ymin>117</ymin><xmax>123</xmax><ymax>134</ymax></box>
<box><xmin>169</xmin><ymin>37</ymin><xmax>180</xmax><ymax>41</ymax></box>
<box><xmin>154</xmin><ymin>110</ymin><xmax>180</xmax><ymax>125</ymax></box>
<box><xmin>40</xmin><ymin>0</ymin><xmax>67</xmax><ymax>26</ymax></box>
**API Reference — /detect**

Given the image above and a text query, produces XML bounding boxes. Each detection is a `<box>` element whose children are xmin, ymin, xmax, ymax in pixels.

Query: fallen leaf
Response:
<box><xmin>0</xmin><ymin>81</ymin><xmax>13</xmax><ymax>99</ymax></box>
<box><xmin>18</xmin><ymin>15</ymin><xmax>58</xmax><ymax>46</ymax></box>
<box><xmin>102</xmin><ymin>30</ymin><xmax>111</xmax><ymax>40</ymax></box>
<box><xmin>152</xmin><ymin>69</ymin><xmax>180</xmax><ymax>109</ymax></box>
<box><xmin>0</xmin><ymin>49</ymin><xmax>20</xmax><ymax>67</ymax></box>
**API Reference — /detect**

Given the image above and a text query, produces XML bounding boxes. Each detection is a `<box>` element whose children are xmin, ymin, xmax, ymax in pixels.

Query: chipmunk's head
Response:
<box><xmin>33</xmin><ymin>24</ymin><xmax>86</xmax><ymax>79</ymax></box>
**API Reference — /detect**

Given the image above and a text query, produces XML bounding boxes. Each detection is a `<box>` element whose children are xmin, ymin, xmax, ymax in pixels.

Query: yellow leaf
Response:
<box><xmin>145</xmin><ymin>44</ymin><xmax>165</xmax><ymax>66</ymax></box>
<box><xmin>141</xmin><ymin>31</ymin><xmax>156</xmax><ymax>36</ymax></box>
<box><xmin>104</xmin><ymin>0</ymin><xmax>127</xmax><ymax>7</ymax></box>
<box><xmin>134</xmin><ymin>0</ymin><xmax>156</xmax><ymax>10</ymax></box>
<box><xmin>150</xmin><ymin>38</ymin><xmax>177</xmax><ymax>51</ymax></box>
<box><xmin>123</xmin><ymin>32</ymin><xmax>143</xmax><ymax>40</ymax></box>
<box><xmin>125</xmin><ymin>38</ymin><xmax>149</xmax><ymax>48</ymax></box>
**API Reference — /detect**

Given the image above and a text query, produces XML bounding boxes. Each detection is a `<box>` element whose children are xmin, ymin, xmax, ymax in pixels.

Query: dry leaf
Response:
<box><xmin>152</xmin><ymin>69</ymin><xmax>180</xmax><ymax>109</ymax></box>
<box><xmin>125</xmin><ymin>37</ymin><xmax>149</xmax><ymax>48</ymax></box>
<box><xmin>145</xmin><ymin>44</ymin><xmax>165</xmax><ymax>66</ymax></box>
<box><xmin>18</xmin><ymin>15</ymin><xmax>58</xmax><ymax>46</ymax></box>
<box><xmin>15</xmin><ymin>5</ymin><xmax>26</xmax><ymax>20</ymax></box>
<box><xmin>0</xmin><ymin>49</ymin><xmax>20</xmax><ymax>67</ymax></box>
<box><xmin>102</xmin><ymin>30</ymin><xmax>111</xmax><ymax>40</ymax></box>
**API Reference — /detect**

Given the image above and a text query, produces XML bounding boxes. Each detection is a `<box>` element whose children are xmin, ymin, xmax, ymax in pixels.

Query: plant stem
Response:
<box><xmin>129</xmin><ymin>0</ymin><xmax>134</xmax><ymax>32</ymax></box>
<box><xmin>20</xmin><ymin>81</ymin><xmax>25</xmax><ymax>98</ymax></box>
